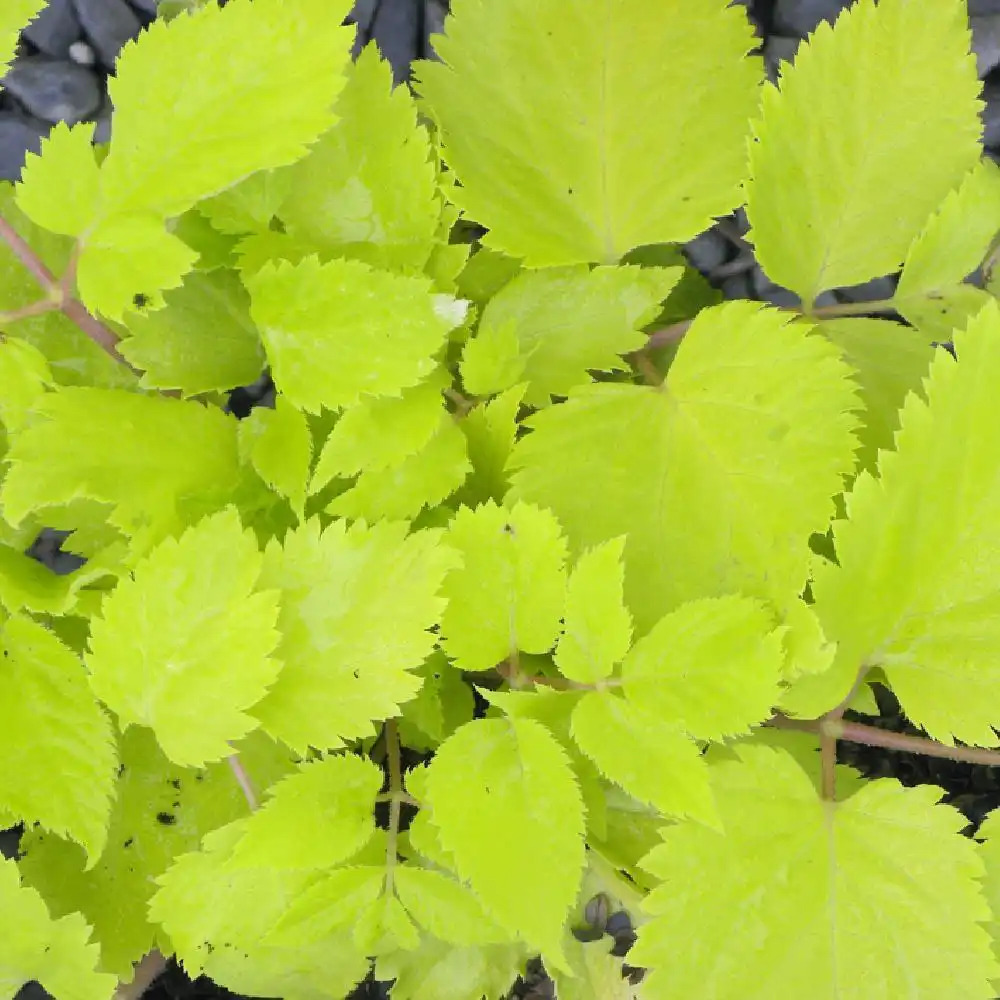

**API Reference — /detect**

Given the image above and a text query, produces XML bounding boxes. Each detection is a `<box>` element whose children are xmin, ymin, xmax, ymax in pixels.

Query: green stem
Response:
<box><xmin>808</xmin><ymin>296</ymin><xmax>898</xmax><ymax>318</ymax></box>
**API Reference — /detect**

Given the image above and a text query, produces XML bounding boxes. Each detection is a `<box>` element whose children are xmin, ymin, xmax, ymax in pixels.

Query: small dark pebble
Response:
<box><xmin>22</xmin><ymin>0</ymin><xmax>81</xmax><ymax>59</ymax></box>
<box><xmin>0</xmin><ymin>114</ymin><xmax>46</xmax><ymax>180</ymax></box>
<box><xmin>3</xmin><ymin>56</ymin><xmax>100</xmax><ymax>126</ymax></box>
<box><xmin>72</xmin><ymin>0</ymin><xmax>143</xmax><ymax>72</ymax></box>
<box><xmin>605</xmin><ymin>909</ymin><xmax>633</xmax><ymax>936</ymax></box>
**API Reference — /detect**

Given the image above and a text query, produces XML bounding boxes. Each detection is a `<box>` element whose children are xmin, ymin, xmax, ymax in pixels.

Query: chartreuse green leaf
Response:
<box><xmin>397</xmin><ymin>650</ymin><xmax>475</xmax><ymax>752</ymax></box>
<box><xmin>15</xmin><ymin>123</ymin><xmax>100</xmax><ymax>238</ymax></box>
<box><xmin>393</xmin><ymin>866</ymin><xmax>508</xmax><ymax>947</ymax></box>
<box><xmin>630</xmin><ymin>744</ymin><xmax>999</xmax><ymax>999</ymax></box>
<box><xmin>555</xmin><ymin>536</ymin><xmax>631</xmax><ymax>683</ymax></box>
<box><xmin>893</xmin><ymin>158</ymin><xmax>1000</xmax><ymax>339</ymax></box>
<box><xmin>76</xmin><ymin>212</ymin><xmax>200</xmax><ymax>321</ymax></box>
<box><xmin>326</xmin><ymin>414</ymin><xmax>470</xmax><ymax>522</ymax></box>
<box><xmin>0</xmin><ymin>615</ymin><xmax>116</xmax><ymax>865</ymax></box>
<box><xmin>508</xmin><ymin>300</ymin><xmax>860</xmax><ymax>635</ymax></box>
<box><xmin>467</xmin><ymin>265</ymin><xmax>679</xmax><ymax>406</ymax></box>
<box><xmin>310</xmin><ymin>367</ymin><xmax>451</xmax><ymax>492</ymax></box>
<box><xmin>415</xmin><ymin>0</ymin><xmax>760</xmax><ymax>265</ymax></box>
<box><xmin>551</xmin><ymin>936</ymin><xmax>639</xmax><ymax>1000</ymax></box>
<box><xmin>480</xmin><ymin>686</ymin><xmax>609</xmax><ymax>844</ymax></box>
<box><xmin>245</xmin><ymin>255</ymin><xmax>461</xmax><ymax>413</ymax></box>
<box><xmin>785</xmin><ymin>300</ymin><xmax>1000</xmax><ymax>744</ymax></box>
<box><xmin>278</xmin><ymin>44</ymin><xmax>439</xmax><ymax>272</ymax></box>
<box><xmin>150</xmin><ymin>820</ymin><xmax>371</xmax><ymax>998</ymax></box>
<box><xmin>0</xmin><ymin>1</ymin><xmax>45</xmax><ymax>72</ymax></box>
<box><xmin>570</xmin><ymin>691</ymin><xmax>718</xmax><ymax>828</ymax></box>
<box><xmin>238</xmin><ymin>395</ymin><xmax>312</xmax><ymax>522</ymax></box>
<box><xmin>422</xmin><ymin>717</ymin><xmax>586</xmax><ymax>974</ymax></box>
<box><xmin>438</xmin><ymin>500</ymin><xmax>568</xmax><ymax>671</ymax></box>
<box><xmin>977</xmin><ymin>809</ymin><xmax>1000</xmax><ymax>989</ymax></box>
<box><xmin>117</xmin><ymin>268</ymin><xmax>265</xmax><ymax>396</ymax></box>
<box><xmin>251</xmin><ymin>518</ymin><xmax>459</xmax><ymax>754</ymax></box>
<box><xmin>86</xmin><ymin>507</ymin><xmax>282</xmax><ymax>767</ymax></box>
<box><xmin>816</xmin><ymin>317</ymin><xmax>934</xmax><ymax>475</ymax></box>
<box><xmin>17</xmin><ymin>727</ymin><xmax>296</xmax><ymax>978</ymax></box>
<box><xmin>0</xmin><ymin>388</ymin><xmax>248</xmax><ymax>548</ymax></box>
<box><xmin>375</xmin><ymin>937</ymin><xmax>529</xmax><ymax>1000</ymax></box>
<box><xmin>0</xmin><ymin>336</ymin><xmax>52</xmax><ymax>434</ymax></box>
<box><xmin>228</xmin><ymin>755</ymin><xmax>382</xmax><ymax>870</ymax></box>
<box><xmin>746</xmin><ymin>0</ymin><xmax>982</xmax><ymax>306</ymax></box>
<box><xmin>262</xmin><ymin>866</ymin><xmax>386</xmax><ymax>949</ymax></box>
<box><xmin>453</xmin><ymin>383</ymin><xmax>527</xmax><ymax>507</ymax></box>
<box><xmin>97</xmin><ymin>0</ymin><xmax>353</xmax><ymax>221</ymax></box>
<box><xmin>620</xmin><ymin>595</ymin><xmax>784</xmax><ymax>741</ymax></box>
<box><xmin>0</xmin><ymin>857</ymin><xmax>116</xmax><ymax>1000</ymax></box>
<box><xmin>198</xmin><ymin>167</ymin><xmax>293</xmax><ymax>236</ymax></box>
<box><xmin>460</xmin><ymin>320</ymin><xmax>524</xmax><ymax>399</ymax></box>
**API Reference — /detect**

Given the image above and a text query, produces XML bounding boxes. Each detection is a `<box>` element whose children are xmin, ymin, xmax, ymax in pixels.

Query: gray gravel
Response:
<box><xmin>22</xmin><ymin>0</ymin><xmax>80</xmax><ymax>59</ymax></box>
<box><xmin>2</xmin><ymin>56</ymin><xmax>100</xmax><ymax>125</ymax></box>
<box><xmin>773</xmin><ymin>0</ymin><xmax>853</xmax><ymax>36</ymax></box>
<box><xmin>71</xmin><ymin>0</ymin><xmax>143</xmax><ymax>71</ymax></box>
<box><xmin>0</xmin><ymin>115</ymin><xmax>46</xmax><ymax>180</ymax></box>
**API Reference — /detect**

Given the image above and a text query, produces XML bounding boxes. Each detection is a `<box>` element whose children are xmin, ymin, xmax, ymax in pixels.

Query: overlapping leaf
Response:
<box><xmin>630</xmin><ymin>744</ymin><xmax>999</xmax><ymax>999</ymax></box>
<box><xmin>278</xmin><ymin>44</ymin><xmax>439</xmax><ymax>272</ymax></box>
<box><xmin>150</xmin><ymin>821</ymin><xmax>371</xmax><ymax>997</ymax></box>
<box><xmin>96</xmin><ymin>0</ymin><xmax>354</xmax><ymax>221</ymax></box>
<box><xmin>507</xmin><ymin>300</ymin><xmax>861</xmax><ymax>635</ymax></box>
<box><xmin>786</xmin><ymin>301</ymin><xmax>1000</xmax><ymax>744</ymax></box>
<box><xmin>118</xmin><ymin>268</ymin><xmax>266</xmax><ymax>396</ymax></box>
<box><xmin>0</xmin><ymin>615</ymin><xmax>116</xmax><ymax>864</ymax></box>
<box><xmin>462</xmin><ymin>265</ymin><xmax>679</xmax><ymax>405</ymax></box>
<box><xmin>894</xmin><ymin>158</ymin><xmax>1000</xmax><ymax>339</ymax></box>
<box><xmin>438</xmin><ymin>500</ymin><xmax>568</xmax><ymax>671</ymax></box>
<box><xmin>746</xmin><ymin>0</ymin><xmax>982</xmax><ymax>305</ymax></box>
<box><xmin>415</xmin><ymin>0</ymin><xmax>761</xmax><ymax>264</ymax></box>
<box><xmin>0</xmin><ymin>857</ymin><xmax>115</xmax><ymax>1000</ymax></box>
<box><xmin>15</xmin><ymin>123</ymin><xmax>100</xmax><ymax>238</ymax></box>
<box><xmin>0</xmin><ymin>388</ymin><xmax>251</xmax><ymax>545</ymax></box>
<box><xmin>251</xmin><ymin>518</ymin><xmax>459</xmax><ymax>753</ymax></box>
<box><xmin>245</xmin><ymin>255</ymin><xmax>461</xmax><ymax>413</ymax></box>
<box><xmin>227</xmin><ymin>755</ymin><xmax>382</xmax><ymax>870</ymax></box>
<box><xmin>86</xmin><ymin>507</ymin><xmax>282</xmax><ymax>766</ymax></box>
<box><xmin>422</xmin><ymin>717</ymin><xmax>586</xmax><ymax>972</ymax></box>
<box><xmin>816</xmin><ymin>317</ymin><xmax>935</xmax><ymax>474</ymax></box>
<box><xmin>17</xmin><ymin>727</ymin><xmax>296</xmax><ymax>978</ymax></box>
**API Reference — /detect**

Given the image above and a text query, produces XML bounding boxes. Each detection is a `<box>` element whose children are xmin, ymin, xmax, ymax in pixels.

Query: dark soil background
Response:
<box><xmin>7</xmin><ymin>0</ymin><xmax>1000</xmax><ymax>997</ymax></box>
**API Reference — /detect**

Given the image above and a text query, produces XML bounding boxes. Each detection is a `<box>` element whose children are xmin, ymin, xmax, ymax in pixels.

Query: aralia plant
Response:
<box><xmin>3</xmin><ymin>0</ymin><xmax>1000</xmax><ymax>998</ymax></box>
